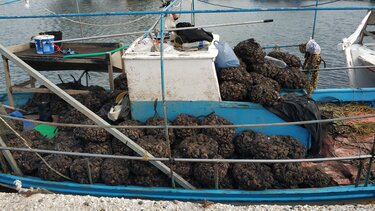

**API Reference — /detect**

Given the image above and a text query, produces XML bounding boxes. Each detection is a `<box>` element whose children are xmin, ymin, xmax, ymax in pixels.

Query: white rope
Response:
<box><xmin>0</xmin><ymin>117</ymin><xmax>72</xmax><ymax>181</ymax></box>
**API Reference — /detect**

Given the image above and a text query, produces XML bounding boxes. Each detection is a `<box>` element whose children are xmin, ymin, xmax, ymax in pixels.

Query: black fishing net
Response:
<box><xmin>38</xmin><ymin>154</ymin><xmax>72</xmax><ymax>182</ymax></box>
<box><xmin>220</xmin><ymin>81</ymin><xmax>248</xmax><ymax>101</ymax></box>
<box><xmin>145</xmin><ymin>116</ymin><xmax>175</xmax><ymax>144</ymax></box>
<box><xmin>101</xmin><ymin>157</ymin><xmax>130</xmax><ymax>185</ymax></box>
<box><xmin>114</xmin><ymin>73</ymin><xmax>128</xmax><ymax>91</ymax></box>
<box><xmin>130</xmin><ymin>173</ymin><xmax>171</xmax><ymax>187</ymax></box>
<box><xmin>73</xmin><ymin>120</ymin><xmax>111</xmax><ymax>143</ymax></box>
<box><xmin>271</xmin><ymin>163</ymin><xmax>305</xmax><ymax>188</ymax></box>
<box><xmin>193</xmin><ymin>157</ymin><xmax>230</xmax><ymax>188</ymax></box>
<box><xmin>218</xmin><ymin>66</ymin><xmax>252</xmax><ymax>85</ymax></box>
<box><xmin>177</xmin><ymin>133</ymin><xmax>218</xmax><ymax>159</ymax></box>
<box><xmin>111</xmin><ymin>138</ymin><xmax>133</xmax><ymax>155</ymax></box>
<box><xmin>118</xmin><ymin>119</ymin><xmax>145</xmax><ymax>141</ymax></box>
<box><xmin>275</xmin><ymin>67</ymin><xmax>307</xmax><ymax>89</ymax></box>
<box><xmin>170</xmin><ymin>151</ymin><xmax>193</xmax><ymax>178</ymax></box>
<box><xmin>232</xmin><ymin>163</ymin><xmax>274</xmax><ymax>190</ymax></box>
<box><xmin>247</xmin><ymin>61</ymin><xmax>281</xmax><ymax>79</ymax></box>
<box><xmin>53</xmin><ymin>131</ymin><xmax>83</xmax><ymax>153</ymax></box>
<box><xmin>249</xmin><ymin>72</ymin><xmax>280</xmax><ymax>92</ymax></box>
<box><xmin>247</xmin><ymin>85</ymin><xmax>280</xmax><ymax>106</ymax></box>
<box><xmin>201</xmin><ymin>113</ymin><xmax>235</xmax><ymax>145</ymax></box>
<box><xmin>300</xmin><ymin>167</ymin><xmax>338</xmax><ymax>188</ymax></box>
<box><xmin>70</xmin><ymin>158</ymin><xmax>102</xmax><ymax>184</ymax></box>
<box><xmin>172</xmin><ymin>113</ymin><xmax>200</xmax><ymax>141</ymax></box>
<box><xmin>83</xmin><ymin>141</ymin><xmax>112</xmax><ymax>155</ymax></box>
<box><xmin>233</xmin><ymin>38</ymin><xmax>266</xmax><ymax>65</ymax></box>
<box><xmin>130</xmin><ymin>135</ymin><xmax>170</xmax><ymax>176</ymax></box>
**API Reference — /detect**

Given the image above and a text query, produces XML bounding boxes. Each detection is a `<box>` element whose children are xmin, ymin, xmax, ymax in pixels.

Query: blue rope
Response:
<box><xmin>0</xmin><ymin>6</ymin><xmax>375</xmax><ymax>19</ymax></box>
<box><xmin>0</xmin><ymin>0</ymin><xmax>20</xmax><ymax>6</ymax></box>
<box><xmin>311</xmin><ymin>0</ymin><xmax>319</xmax><ymax>39</ymax></box>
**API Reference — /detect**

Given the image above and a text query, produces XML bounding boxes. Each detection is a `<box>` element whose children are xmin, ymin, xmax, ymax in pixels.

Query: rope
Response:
<box><xmin>0</xmin><ymin>113</ymin><xmax>373</xmax><ymax>129</ymax></box>
<box><xmin>300</xmin><ymin>0</ymin><xmax>341</xmax><ymax>8</ymax></box>
<box><xmin>0</xmin><ymin>146</ymin><xmax>371</xmax><ymax>163</ymax></box>
<box><xmin>0</xmin><ymin>0</ymin><xmax>19</xmax><ymax>6</ymax></box>
<box><xmin>43</xmin><ymin>7</ymin><xmax>152</xmax><ymax>27</ymax></box>
<box><xmin>0</xmin><ymin>117</ymin><xmax>72</xmax><ymax>181</ymax></box>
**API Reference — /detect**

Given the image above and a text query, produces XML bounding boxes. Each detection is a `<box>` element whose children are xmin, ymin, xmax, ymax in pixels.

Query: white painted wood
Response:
<box><xmin>123</xmin><ymin>35</ymin><xmax>221</xmax><ymax>102</ymax></box>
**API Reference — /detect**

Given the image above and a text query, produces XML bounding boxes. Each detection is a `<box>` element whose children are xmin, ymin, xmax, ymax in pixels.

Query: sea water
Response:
<box><xmin>0</xmin><ymin>0</ymin><xmax>374</xmax><ymax>92</ymax></box>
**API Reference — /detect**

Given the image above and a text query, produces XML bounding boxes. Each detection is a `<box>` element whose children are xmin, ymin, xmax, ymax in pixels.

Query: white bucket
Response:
<box><xmin>34</xmin><ymin>35</ymin><xmax>55</xmax><ymax>54</ymax></box>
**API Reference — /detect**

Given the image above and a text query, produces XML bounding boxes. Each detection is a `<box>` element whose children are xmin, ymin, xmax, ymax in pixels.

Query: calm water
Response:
<box><xmin>0</xmin><ymin>0</ymin><xmax>374</xmax><ymax>92</ymax></box>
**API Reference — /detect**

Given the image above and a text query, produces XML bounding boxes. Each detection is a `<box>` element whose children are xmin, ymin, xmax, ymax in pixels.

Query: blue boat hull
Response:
<box><xmin>0</xmin><ymin>173</ymin><xmax>374</xmax><ymax>203</ymax></box>
<box><xmin>0</xmin><ymin>88</ymin><xmax>374</xmax><ymax>202</ymax></box>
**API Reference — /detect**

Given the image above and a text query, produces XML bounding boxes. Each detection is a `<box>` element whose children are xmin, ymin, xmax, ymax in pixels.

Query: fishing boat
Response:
<box><xmin>0</xmin><ymin>0</ymin><xmax>374</xmax><ymax>204</ymax></box>
<box><xmin>341</xmin><ymin>10</ymin><xmax>375</xmax><ymax>88</ymax></box>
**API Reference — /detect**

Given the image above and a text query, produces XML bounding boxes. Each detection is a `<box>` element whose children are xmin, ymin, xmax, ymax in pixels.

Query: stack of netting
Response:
<box><xmin>219</xmin><ymin>39</ymin><xmax>307</xmax><ymax>106</ymax></box>
<box><xmin>4</xmin><ymin>109</ymin><xmax>336</xmax><ymax>190</ymax></box>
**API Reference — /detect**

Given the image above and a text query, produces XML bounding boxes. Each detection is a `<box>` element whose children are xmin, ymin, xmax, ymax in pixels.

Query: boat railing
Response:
<box><xmin>0</xmin><ymin>0</ymin><xmax>375</xmax><ymax>190</ymax></box>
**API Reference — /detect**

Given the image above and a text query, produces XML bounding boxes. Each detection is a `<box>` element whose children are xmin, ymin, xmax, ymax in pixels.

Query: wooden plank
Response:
<box><xmin>107</xmin><ymin>53</ymin><xmax>115</xmax><ymax>91</ymax></box>
<box><xmin>14</xmin><ymin>79</ymin><xmax>35</xmax><ymax>88</ymax></box>
<box><xmin>0</xmin><ymin>43</ymin><xmax>195</xmax><ymax>190</ymax></box>
<box><xmin>111</xmin><ymin>51</ymin><xmax>123</xmax><ymax>70</ymax></box>
<box><xmin>30</xmin><ymin>76</ymin><xmax>36</xmax><ymax>88</ymax></box>
<box><xmin>12</xmin><ymin>87</ymin><xmax>90</xmax><ymax>95</ymax></box>
<box><xmin>0</xmin><ymin>137</ymin><xmax>23</xmax><ymax>176</ymax></box>
<box><xmin>7</xmin><ymin>43</ymin><xmax>30</xmax><ymax>53</ymax></box>
<box><xmin>119</xmin><ymin>42</ymin><xmax>126</xmax><ymax>74</ymax></box>
<box><xmin>0</xmin><ymin>152</ymin><xmax>9</xmax><ymax>173</ymax></box>
<box><xmin>2</xmin><ymin>57</ymin><xmax>14</xmax><ymax>107</ymax></box>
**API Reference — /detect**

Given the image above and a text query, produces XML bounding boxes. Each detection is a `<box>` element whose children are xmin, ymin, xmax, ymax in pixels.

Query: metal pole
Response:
<box><xmin>0</xmin><ymin>44</ymin><xmax>195</xmax><ymax>190</ymax></box>
<box><xmin>214</xmin><ymin>163</ymin><xmax>219</xmax><ymax>189</ymax></box>
<box><xmin>0</xmin><ymin>146</ymin><xmax>372</xmax><ymax>163</ymax></box>
<box><xmin>159</xmin><ymin>13</ymin><xmax>174</xmax><ymax>187</ymax></box>
<box><xmin>160</xmin><ymin>0</ymin><xmax>180</xmax><ymax>189</ymax></box>
<box><xmin>165</xmin><ymin>19</ymin><xmax>273</xmax><ymax>31</ymax></box>
<box><xmin>75</xmin><ymin>0</ymin><xmax>84</xmax><ymax>37</ymax></box>
<box><xmin>355</xmin><ymin>159</ymin><xmax>364</xmax><ymax>187</ymax></box>
<box><xmin>364</xmin><ymin>135</ymin><xmax>375</xmax><ymax>187</ymax></box>
<box><xmin>191</xmin><ymin>0</ymin><xmax>195</xmax><ymax>25</ymax></box>
<box><xmin>312</xmin><ymin>0</ymin><xmax>319</xmax><ymax>39</ymax></box>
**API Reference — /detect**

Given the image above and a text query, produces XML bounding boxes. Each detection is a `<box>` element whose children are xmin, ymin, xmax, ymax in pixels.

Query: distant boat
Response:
<box><xmin>342</xmin><ymin>10</ymin><xmax>375</xmax><ymax>88</ymax></box>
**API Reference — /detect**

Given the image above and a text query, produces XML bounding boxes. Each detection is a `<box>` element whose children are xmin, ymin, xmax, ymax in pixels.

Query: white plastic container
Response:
<box><xmin>34</xmin><ymin>35</ymin><xmax>55</xmax><ymax>54</ymax></box>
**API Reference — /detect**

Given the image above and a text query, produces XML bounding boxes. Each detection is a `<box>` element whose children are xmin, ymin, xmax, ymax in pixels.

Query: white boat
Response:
<box><xmin>342</xmin><ymin>10</ymin><xmax>375</xmax><ymax>88</ymax></box>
